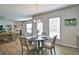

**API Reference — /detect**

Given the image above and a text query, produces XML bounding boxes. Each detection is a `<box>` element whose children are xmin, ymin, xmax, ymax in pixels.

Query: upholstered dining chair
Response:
<box><xmin>42</xmin><ymin>32</ymin><xmax>47</xmax><ymax>35</ymax></box>
<box><xmin>43</xmin><ymin>35</ymin><xmax>57</xmax><ymax>55</ymax></box>
<box><xmin>19</xmin><ymin>36</ymin><xmax>37</xmax><ymax>55</ymax></box>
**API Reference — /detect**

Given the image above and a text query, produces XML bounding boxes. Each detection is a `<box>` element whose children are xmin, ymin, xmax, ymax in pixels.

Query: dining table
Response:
<box><xmin>26</xmin><ymin>35</ymin><xmax>49</xmax><ymax>54</ymax></box>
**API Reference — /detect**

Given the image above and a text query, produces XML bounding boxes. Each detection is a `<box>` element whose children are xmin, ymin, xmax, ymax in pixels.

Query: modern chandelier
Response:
<box><xmin>33</xmin><ymin>4</ymin><xmax>41</xmax><ymax>23</ymax></box>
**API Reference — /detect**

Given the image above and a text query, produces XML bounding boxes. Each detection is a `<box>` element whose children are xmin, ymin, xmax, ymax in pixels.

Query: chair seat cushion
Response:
<box><xmin>23</xmin><ymin>44</ymin><xmax>36</xmax><ymax>51</ymax></box>
<box><xmin>28</xmin><ymin>45</ymin><xmax>36</xmax><ymax>50</ymax></box>
<box><xmin>43</xmin><ymin>42</ymin><xmax>54</xmax><ymax>49</ymax></box>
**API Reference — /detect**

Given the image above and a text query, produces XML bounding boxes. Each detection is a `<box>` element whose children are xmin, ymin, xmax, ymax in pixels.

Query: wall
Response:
<box><xmin>32</xmin><ymin>5</ymin><xmax>79</xmax><ymax>48</ymax></box>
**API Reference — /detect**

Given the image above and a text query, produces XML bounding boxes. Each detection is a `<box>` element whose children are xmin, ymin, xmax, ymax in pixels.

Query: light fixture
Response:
<box><xmin>33</xmin><ymin>4</ymin><xmax>41</xmax><ymax>23</ymax></box>
<box><xmin>38</xmin><ymin>19</ymin><xmax>41</xmax><ymax>22</ymax></box>
<box><xmin>33</xmin><ymin>19</ymin><xmax>36</xmax><ymax>22</ymax></box>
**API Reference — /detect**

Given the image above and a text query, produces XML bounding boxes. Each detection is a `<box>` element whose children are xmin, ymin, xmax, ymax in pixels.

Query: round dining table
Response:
<box><xmin>26</xmin><ymin>35</ymin><xmax>49</xmax><ymax>54</ymax></box>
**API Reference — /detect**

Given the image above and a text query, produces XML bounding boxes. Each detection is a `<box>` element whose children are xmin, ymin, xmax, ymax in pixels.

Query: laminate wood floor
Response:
<box><xmin>42</xmin><ymin>45</ymin><xmax>79</xmax><ymax>55</ymax></box>
<box><xmin>0</xmin><ymin>38</ymin><xmax>79</xmax><ymax>55</ymax></box>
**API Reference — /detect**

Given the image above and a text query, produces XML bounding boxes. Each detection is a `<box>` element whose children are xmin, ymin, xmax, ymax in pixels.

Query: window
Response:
<box><xmin>37</xmin><ymin>22</ymin><xmax>43</xmax><ymax>35</ymax></box>
<box><xmin>26</xmin><ymin>23</ymin><xmax>32</xmax><ymax>36</ymax></box>
<box><xmin>49</xmin><ymin>17</ymin><xmax>60</xmax><ymax>39</ymax></box>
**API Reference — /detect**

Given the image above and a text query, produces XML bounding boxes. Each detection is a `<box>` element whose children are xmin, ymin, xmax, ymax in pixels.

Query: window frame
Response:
<box><xmin>37</xmin><ymin>22</ymin><xmax>43</xmax><ymax>35</ymax></box>
<box><xmin>26</xmin><ymin>22</ymin><xmax>32</xmax><ymax>36</ymax></box>
<box><xmin>48</xmin><ymin>17</ymin><xmax>60</xmax><ymax>39</ymax></box>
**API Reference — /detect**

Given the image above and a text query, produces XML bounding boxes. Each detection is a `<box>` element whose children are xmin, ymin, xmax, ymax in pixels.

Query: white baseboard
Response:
<box><xmin>56</xmin><ymin>43</ymin><xmax>77</xmax><ymax>49</ymax></box>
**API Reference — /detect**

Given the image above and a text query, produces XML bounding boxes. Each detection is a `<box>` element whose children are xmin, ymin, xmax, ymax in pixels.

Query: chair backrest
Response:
<box><xmin>51</xmin><ymin>35</ymin><xmax>57</xmax><ymax>47</ymax></box>
<box><xmin>42</xmin><ymin>32</ymin><xmax>47</xmax><ymax>35</ymax></box>
<box><xmin>19</xmin><ymin>36</ymin><xmax>28</xmax><ymax>49</ymax></box>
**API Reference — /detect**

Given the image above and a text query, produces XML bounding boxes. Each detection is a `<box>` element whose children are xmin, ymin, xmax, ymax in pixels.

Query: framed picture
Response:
<box><xmin>64</xmin><ymin>18</ymin><xmax>76</xmax><ymax>26</ymax></box>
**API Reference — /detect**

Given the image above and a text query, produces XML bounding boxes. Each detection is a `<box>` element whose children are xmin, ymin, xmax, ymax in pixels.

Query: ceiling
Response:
<box><xmin>0</xmin><ymin>4</ymin><xmax>76</xmax><ymax>21</ymax></box>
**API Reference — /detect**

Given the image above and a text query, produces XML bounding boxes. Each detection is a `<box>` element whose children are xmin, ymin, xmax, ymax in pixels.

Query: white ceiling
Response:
<box><xmin>0</xmin><ymin>4</ymin><xmax>76</xmax><ymax>21</ymax></box>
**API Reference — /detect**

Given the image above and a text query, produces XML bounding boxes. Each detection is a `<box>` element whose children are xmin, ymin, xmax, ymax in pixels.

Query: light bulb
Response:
<box><xmin>38</xmin><ymin>19</ymin><xmax>41</xmax><ymax>22</ymax></box>
<box><xmin>33</xmin><ymin>19</ymin><xmax>36</xmax><ymax>22</ymax></box>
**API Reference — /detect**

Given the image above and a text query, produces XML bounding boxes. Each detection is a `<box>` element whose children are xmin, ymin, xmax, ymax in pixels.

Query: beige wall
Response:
<box><xmin>32</xmin><ymin>5</ymin><xmax>79</xmax><ymax>48</ymax></box>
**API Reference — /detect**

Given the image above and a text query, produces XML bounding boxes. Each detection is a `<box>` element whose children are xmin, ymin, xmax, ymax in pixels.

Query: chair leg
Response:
<box><xmin>21</xmin><ymin>48</ymin><xmax>23</xmax><ymax>55</ymax></box>
<box><xmin>50</xmin><ymin>49</ymin><xmax>53</xmax><ymax>55</ymax></box>
<box><xmin>27</xmin><ymin>50</ymin><xmax>30</xmax><ymax>55</ymax></box>
<box><xmin>53</xmin><ymin>48</ymin><xmax>56</xmax><ymax>55</ymax></box>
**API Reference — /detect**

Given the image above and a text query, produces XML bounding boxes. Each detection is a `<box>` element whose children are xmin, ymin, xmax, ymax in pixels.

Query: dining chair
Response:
<box><xmin>42</xmin><ymin>32</ymin><xmax>47</xmax><ymax>35</ymax></box>
<box><xmin>43</xmin><ymin>35</ymin><xmax>57</xmax><ymax>55</ymax></box>
<box><xmin>19</xmin><ymin>36</ymin><xmax>37</xmax><ymax>55</ymax></box>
